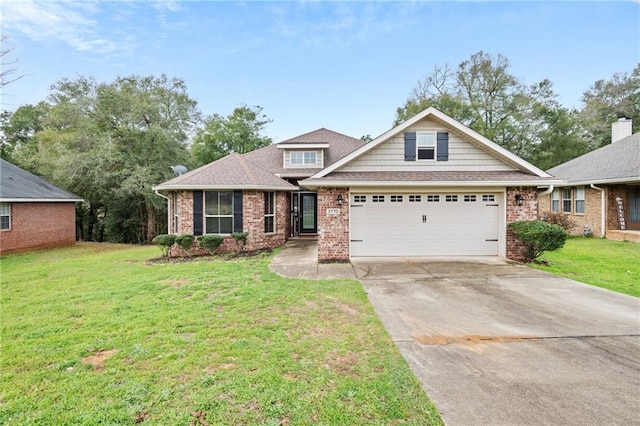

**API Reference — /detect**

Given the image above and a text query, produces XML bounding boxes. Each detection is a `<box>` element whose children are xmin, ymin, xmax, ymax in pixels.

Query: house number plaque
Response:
<box><xmin>615</xmin><ymin>197</ymin><xmax>626</xmax><ymax>230</ymax></box>
<box><xmin>326</xmin><ymin>208</ymin><xmax>340</xmax><ymax>216</ymax></box>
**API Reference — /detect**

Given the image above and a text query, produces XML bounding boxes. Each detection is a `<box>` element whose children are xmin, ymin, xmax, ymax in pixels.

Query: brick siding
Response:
<box><xmin>169</xmin><ymin>190</ymin><xmax>288</xmax><ymax>256</ymax></box>
<box><xmin>506</xmin><ymin>187</ymin><xmax>538</xmax><ymax>261</ymax></box>
<box><xmin>317</xmin><ymin>187</ymin><xmax>350</xmax><ymax>261</ymax></box>
<box><xmin>0</xmin><ymin>202</ymin><xmax>77</xmax><ymax>255</ymax></box>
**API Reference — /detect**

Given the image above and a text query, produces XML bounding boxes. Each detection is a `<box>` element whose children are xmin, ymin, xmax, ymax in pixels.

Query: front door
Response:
<box><xmin>300</xmin><ymin>193</ymin><xmax>317</xmax><ymax>234</ymax></box>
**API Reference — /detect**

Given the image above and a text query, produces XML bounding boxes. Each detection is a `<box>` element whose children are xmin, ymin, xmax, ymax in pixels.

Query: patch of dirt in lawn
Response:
<box><xmin>81</xmin><ymin>349</ymin><xmax>118</xmax><ymax>370</ymax></box>
<box><xmin>326</xmin><ymin>349</ymin><xmax>360</xmax><ymax>377</ymax></box>
<box><xmin>161</xmin><ymin>278</ymin><xmax>191</xmax><ymax>288</ymax></box>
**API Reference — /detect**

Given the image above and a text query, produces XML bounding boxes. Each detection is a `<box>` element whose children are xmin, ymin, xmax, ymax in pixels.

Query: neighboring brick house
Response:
<box><xmin>154</xmin><ymin>108</ymin><xmax>559</xmax><ymax>261</ymax></box>
<box><xmin>0</xmin><ymin>159</ymin><xmax>83</xmax><ymax>255</ymax></box>
<box><xmin>538</xmin><ymin>117</ymin><xmax>640</xmax><ymax>242</ymax></box>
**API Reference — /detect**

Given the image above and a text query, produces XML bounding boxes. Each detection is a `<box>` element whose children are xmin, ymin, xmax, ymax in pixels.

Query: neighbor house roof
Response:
<box><xmin>243</xmin><ymin>128</ymin><xmax>365</xmax><ymax>178</ymax></box>
<box><xmin>0</xmin><ymin>159</ymin><xmax>83</xmax><ymax>202</ymax></box>
<box><xmin>547</xmin><ymin>133</ymin><xmax>640</xmax><ymax>185</ymax></box>
<box><xmin>302</xmin><ymin>170</ymin><xmax>557</xmax><ymax>188</ymax></box>
<box><xmin>152</xmin><ymin>153</ymin><xmax>298</xmax><ymax>191</ymax></box>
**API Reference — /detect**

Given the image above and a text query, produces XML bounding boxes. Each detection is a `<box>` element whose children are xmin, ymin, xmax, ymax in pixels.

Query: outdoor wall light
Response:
<box><xmin>515</xmin><ymin>194</ymin><xmax>524</xmax><ymax>205</ymax></box>
<box><xmin>336</xmin><ymin>194</ymin><xmax>343</xmax><ymax>205</ymax></box>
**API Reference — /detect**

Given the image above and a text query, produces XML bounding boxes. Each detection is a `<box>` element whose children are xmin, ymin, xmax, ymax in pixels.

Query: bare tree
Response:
<box><xmin>1</xmin><ymin>34</ymin><xmax>25</xmax><ymax>87</ymax></box>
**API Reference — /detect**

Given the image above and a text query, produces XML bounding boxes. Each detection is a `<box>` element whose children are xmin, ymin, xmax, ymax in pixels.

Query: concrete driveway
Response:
<box><xmin>352</xmin><ymin>258</ymin><xmax>640</xmax><ymax>426</ymax></box>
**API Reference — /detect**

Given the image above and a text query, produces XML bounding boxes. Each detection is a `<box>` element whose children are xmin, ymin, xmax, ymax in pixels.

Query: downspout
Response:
<box><xmin>538</xmin><ymin>185</ymin><xmax>554</xmax><ymax>197</ymax></box>
<box><xmin>154</xmin><ymin>189</ymin><xmax>171</xmax><ymax>234</ymax></box>
<box><xmin>590</xmin><ymin>184</ymin><xmax>606</xmax><ymax>237</ymax></box>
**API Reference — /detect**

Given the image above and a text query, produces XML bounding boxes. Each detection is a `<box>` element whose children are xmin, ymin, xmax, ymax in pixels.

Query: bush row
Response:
<box><xmin>151</xmin><ymin>233</ymin><xmax>248</xmax><ymax>257</ymax></box>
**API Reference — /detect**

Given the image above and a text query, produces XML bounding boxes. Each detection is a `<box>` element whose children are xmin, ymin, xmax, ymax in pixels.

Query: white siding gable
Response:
<box><xmin>341</xmin><ymin>117</ymin><xmax>517</xmax><ymax>172</ymax></box>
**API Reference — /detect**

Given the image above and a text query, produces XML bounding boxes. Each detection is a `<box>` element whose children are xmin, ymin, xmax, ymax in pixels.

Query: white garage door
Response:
<box><xmin>350</xmin><ymin>193</ymin><xmax>500</xmax><ymax>256</ymax></box>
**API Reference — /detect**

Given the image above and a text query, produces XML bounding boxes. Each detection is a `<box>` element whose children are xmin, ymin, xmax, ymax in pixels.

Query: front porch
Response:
<box><xmin>606</xmin><ymin>230</ymin><xmax>640</xmax><ymax>242</ymax></box>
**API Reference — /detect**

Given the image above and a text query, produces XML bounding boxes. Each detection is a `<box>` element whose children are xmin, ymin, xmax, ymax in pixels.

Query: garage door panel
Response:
<box><xmin>350</xmin><ymin>193</ymin><xmax>500</xmax><ymax>257</ymax></box>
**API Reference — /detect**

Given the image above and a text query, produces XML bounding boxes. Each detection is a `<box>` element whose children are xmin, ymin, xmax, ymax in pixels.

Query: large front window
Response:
<box><xmin>0</xmin><ymin>203</ymin><xmax>10</xmax><ymax>230</ymax></box>
<box><xmin>205</xmin><ymin>191</ymin><xmax>233</xmax><ymax>234</ymax></box>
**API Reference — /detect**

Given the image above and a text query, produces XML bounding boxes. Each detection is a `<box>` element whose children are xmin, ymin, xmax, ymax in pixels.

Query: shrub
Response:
<box><xmin>508</xmin><ymin>220</ymin><xmax>568</xmax><ymax>262</ymax></box>
<box><xmin>231</xmin><ymin>232</ymin><xmax>248</xmax><ymax>253</ymax></box>
<box><xmin>542</xmin><ymin>211</ymin><xmax>576</xmax><ymax>232</ymax></box>
<box><xmin>196</xmin><ymin>234</ymin><xmax>224</xmax><ymax>255</ymax></box>
<box><xmin>151</xmin><ymin>234</ymin><xmax>177</xmax><ymax>257</ymax></box>
<box><xmin>175</xmin><ymin>234</ymin><xmax>196</xmax><ymax>255</ymax></box>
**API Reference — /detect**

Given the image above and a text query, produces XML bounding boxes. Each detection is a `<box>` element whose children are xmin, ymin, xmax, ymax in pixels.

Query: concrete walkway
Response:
<box><xmin>268</xmin><ymin>239</ymin><xmax>357</xmax><ymax>280</ymax></box>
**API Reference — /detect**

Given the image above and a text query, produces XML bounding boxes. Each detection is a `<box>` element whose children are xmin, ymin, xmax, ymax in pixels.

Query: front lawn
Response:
<box><xmin>0</xmin><ymin>243</ymin><xmax>442</xmax><ymax>425</ymax></box>
<box><xmin>532</xmin><ymin>237</ymin><xmax>639</xmax><ymax>297</ymax></box>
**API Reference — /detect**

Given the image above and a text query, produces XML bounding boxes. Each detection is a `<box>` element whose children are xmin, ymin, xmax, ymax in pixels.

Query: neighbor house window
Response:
<box><xmin>417</xmin><ymin>132</ymin><xmax>436</xmax><ymax>160</ymax></box>
<box><xmin>551</xmin><ymin>189</ymin><xmax>560</xmax><ymax>212</ymax></box>
<box><xmin>562</xmin><ymin>188</ymin><xmax>572</xmax><ymax>213</ymax></box>
<box><xmin>290</xmin><ymin>151</ymin><xmax>317</xmax><ymax>166</ymax></box>
<box><xmin>264</xmin><ymin>192</ymin><xmax>275</xmax><ymax>233</ymax></box>
<box><xmin>205</xmin><ymin>191</ymin><xmax>233</xmax><ymax>234</ymax></box>
<box><xmin>0</xmin><ymin>203</ymin><xmax>10</xmax><ymax>230</ymax></box>
<box><xmin>574</xmin><ymin>187</ymin><xmax>585</xmax><ymax>214</ymax></box>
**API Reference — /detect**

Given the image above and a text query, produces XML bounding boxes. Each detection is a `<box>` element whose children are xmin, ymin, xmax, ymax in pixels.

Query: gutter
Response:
<box><xmin>538</xmin><ymin>185</ymin><xmax>554</xmax><ymax>197</ymax></box>
<box><xmin>590</xmin><ymin>184</ymin><xmax>606</xmax><ymax>237</ymax></box>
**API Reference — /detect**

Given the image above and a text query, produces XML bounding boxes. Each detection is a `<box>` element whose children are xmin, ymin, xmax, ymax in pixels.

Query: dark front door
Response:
<box><xmin>300</xmin><ymin>193</ymin><xmax>317</xmax><ymax>234</ymax></box>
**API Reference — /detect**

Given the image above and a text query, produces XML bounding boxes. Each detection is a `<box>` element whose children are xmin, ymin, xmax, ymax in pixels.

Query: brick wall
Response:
<box><xmin>169</xmin><ymin>190</ymin><xmax>288</xmax><ymax>256</ymax></box>
<box><xmin>0</xmin><ymin>202</ymin><xmax>77</xmax><ymax>255</ymax></box>
<box><xmin>506</xmin><ymin>186</ymin><xmax>538</xmax><ymax>261</ymax></box>
<box><xmin>537</xmin><ymin>186</ymin><xmax>606</xmax><ymax>237</ymax></box>
<box><xmin>317</xmin><ymin>187</ymin><xmax>350</xmax><ymax>261</ymax></box>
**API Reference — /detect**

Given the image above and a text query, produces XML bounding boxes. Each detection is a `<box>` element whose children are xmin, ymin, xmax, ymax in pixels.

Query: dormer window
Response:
<box><xmin>291</xmin><ymin>151</ymin><xmax>317</xmax><ymax>166</ymax></box>
<box><xmin>417</xmin><ymin>132</ymin><xmax>436</xmax><ymax>160</ymax></box>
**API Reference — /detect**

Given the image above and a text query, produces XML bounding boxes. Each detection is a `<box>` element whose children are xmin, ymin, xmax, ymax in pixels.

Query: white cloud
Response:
<box><xmin>0</xmin><ymin>0</ymin><xmax>118</xmax><ymax>53</ymax></box>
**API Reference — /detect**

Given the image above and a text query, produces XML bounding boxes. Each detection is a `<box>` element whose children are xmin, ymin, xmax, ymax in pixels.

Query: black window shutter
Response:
<box><xmin>193</xmin><ymin>191</ymin><xmax>203</xmax><ymax>236</ymax></box>
<box><xmin>437</xmin><ymin>132</ymin><xmax>449</xmax><ymax>161</ymax></box>
<box><xmin>404</xmin><ymin>132</ymin><xmax>416</xmax><ymax>161</ymax></box>
<box><xmin>233</xmin><ymin>190</ymin><xmax>243</xmax><ymax>233</ymax></box>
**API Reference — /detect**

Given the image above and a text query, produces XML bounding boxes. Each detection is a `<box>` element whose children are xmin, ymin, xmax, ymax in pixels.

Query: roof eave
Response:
<box><xmin>553</xmin><ymin>177</ymin><xmax>640</xmax><ymax>186</ymax></box>
<box><xmin>152</xmin><ymin>184</ymin><xmax>297</xmax><ymax>191</ymax></box>
<box><xmin>0</xmin><ymin>198</ymin><xmax>84</xmax><ymax>202</ymax></box>
<box><xmin>299</xmin><ymin>179</ymin><xmax>562</xmax><ymax>189</ymax></box>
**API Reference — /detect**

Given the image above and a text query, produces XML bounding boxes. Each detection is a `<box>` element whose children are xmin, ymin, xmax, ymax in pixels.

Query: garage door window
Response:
<box><xmin>482</xmin><ymin>194</ymin><xmax>495</xmax><ymax>203</ymax></box>
<box><xmin>427</xmin><ymin>195</ymin><xmax>440</xmax><ymax>202</ymax></box>
<box><xmin>372</xmin><ymin>195</ymin><xmax>385</xmax><ymax>203</ymax></box>
<box><xmin>353</xmin><ymin>195</ymin><xmax>366</xmax><ymax>203</ymax></box>
<box><xmin>409</xmin><ymin>195</ymin><xmax>422</xmax><ymax>202</ymax></box>
<box><xmin>445</xmin><ymin>195</ymin><xmax>458</xmax><ymax>202</ymax></box>
<box><xmin>390</xmin><ymin>195</ymin><xmax>403</xmax><ymax>202</ymax></box>
<box><xmin>464</xmin><ymin>195</ymin><xmax>477</xmax><ymax>202</ymax></box>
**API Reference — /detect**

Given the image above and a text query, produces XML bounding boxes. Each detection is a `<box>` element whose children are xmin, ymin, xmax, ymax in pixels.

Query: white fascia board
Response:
<box><xmin>152</xmin><ymin>184</ymin><xmax>297</xmax><ymax>191</ymax></box>
<box><xmin>311</xmin><ymin>106</ymin><xmax>552</xmax><ymax>179</ymax></box>
<box><xmin>275</xmin><ymin>172</ymin><xmax>313</xmax><ymax>178</ymax></box>
<box><xmin>300</xmin><ymin>179</ymin><xmax>562</xmax><ymax>189</ymax></box>
<box><xmin>0</xmin><ymin>198</ymin><xmax>84</xmax><ymax>202</ymax></box>
<box><xmin>553</xmin><ymin>177</ymin><xmax>640</xmax><ymax>186</ymax></box>
<box><xmin>276</xmin><ymin>143</ymin><xmax>329</xmax><ymax>149</ymax></box>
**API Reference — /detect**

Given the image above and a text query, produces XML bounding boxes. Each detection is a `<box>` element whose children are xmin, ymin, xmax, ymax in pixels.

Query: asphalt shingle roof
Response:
<box><xmin>154</xmin><ymin>153</ymin><xmax>298</xmax><ymax>190</ymax></box>
<box><xmin>302</xmin><ymin>170</ymin><xmax>550</xmax><ymax>184</ymax></box>
<box><xmin>0</xmin><ymin>159</ymin><xmax>83</xmax><ymax>201</ymax></box>
<box><xmin>547</xmin><ymin>133</ymin><xmax>640</xmax><ymax>183</ymax></box>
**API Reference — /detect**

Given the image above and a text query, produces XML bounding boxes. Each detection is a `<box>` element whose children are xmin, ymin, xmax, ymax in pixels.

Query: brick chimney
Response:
<box><xmin>611</xmin><ymin>115</ymin><xmax>632</xmax><ymax>143</ymax></box>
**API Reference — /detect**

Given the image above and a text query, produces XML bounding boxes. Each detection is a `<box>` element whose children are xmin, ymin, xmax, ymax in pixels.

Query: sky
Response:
<box><xmin>1</xmin><ymin>0</ymin><xmax>639</xmax><ymax>142</ymax></box>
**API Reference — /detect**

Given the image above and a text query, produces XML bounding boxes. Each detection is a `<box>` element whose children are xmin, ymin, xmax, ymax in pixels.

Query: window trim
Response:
<box><xmin>0</xmin><ymin>203</ymin><xmax>11</xmax><ymax>231</ymax></box>
<box><xmin>416</xmin><ymin>131</ymin><xmax>436</xmax><ymax>161</ymax></box>
<box><xmin>204</xmin><ymin>190</ymin><xmax>234</xmax><ymax>234</ymax></box>
<box><xmin>264</xmin><ymin>191</ymin><xmax>276</xmax><ymax>234</ymax></box>
<box><xmin>288</xmin><ymin>150</ymin><xmax>319</xmax><ymax>167</ymax></box>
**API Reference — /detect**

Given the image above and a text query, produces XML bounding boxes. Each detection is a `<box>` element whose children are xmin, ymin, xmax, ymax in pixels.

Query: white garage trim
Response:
<box><xmin>349</xmin><ymin>190</ymin><xmax>506</xmax><ymax>257</ymax></box>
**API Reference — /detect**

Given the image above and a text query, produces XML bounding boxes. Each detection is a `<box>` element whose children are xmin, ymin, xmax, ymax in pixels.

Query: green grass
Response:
<box><xmin>532</xmin><ymin>237</ymin><xmax>640</xmax><ymax>297</ymax></box>
<box><xmin>0</xmin><ymin>243</ymin><xmax>442</xmax><ymax>425</ymax></box>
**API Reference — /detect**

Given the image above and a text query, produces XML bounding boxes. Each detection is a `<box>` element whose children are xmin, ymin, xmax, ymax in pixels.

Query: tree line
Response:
<box><xmin>1</xmin><ymin>52</ymin><xmax>638</xmax><ymax>244</ymax></box>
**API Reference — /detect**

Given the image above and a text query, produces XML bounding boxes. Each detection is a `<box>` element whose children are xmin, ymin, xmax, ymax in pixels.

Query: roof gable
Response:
<box><xmin>547</xmin><ymin>133</ymin><xmax>640</xmax><ymax>184</ymax></box>
<box><xmin>312</xmin><ymin>107</ymin><xmax>551</xmax><ymax>179</ymax></box>
<box><xmin>0</xmin><ymin>159</ymin><xmax>83</xmax><ymax>202</ymax></box>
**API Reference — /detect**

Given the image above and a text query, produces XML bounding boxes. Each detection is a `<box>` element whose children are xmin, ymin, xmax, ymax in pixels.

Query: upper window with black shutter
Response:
<box><xmin>417</xmin><ymin>132</ymin><xmax>436</xmax><ymax>160</ymax></box>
